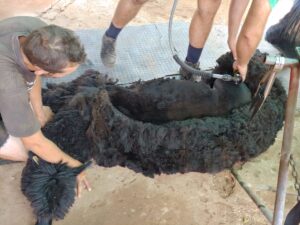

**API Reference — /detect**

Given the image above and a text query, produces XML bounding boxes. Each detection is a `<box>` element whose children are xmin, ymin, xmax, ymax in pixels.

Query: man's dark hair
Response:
<box><xmin>23</xmin><ymin>25</ymin><xmax>86</xmax><ymax>73</ymax></box>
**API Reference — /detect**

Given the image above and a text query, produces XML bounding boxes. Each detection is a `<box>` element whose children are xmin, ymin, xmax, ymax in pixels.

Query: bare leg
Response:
<box><xmin>180</xmin><ymin>0</ymin><xmax>222</xmax><ymax>79</ymax></box>
<box><xmin>189</xmin><ymin>0</ymin><xmax>222</xmax><ymax>48</ymax></box>
<box><xmin>0</xmin><ymin>135</ymin><xmax>28</xmax><ymax>161</ymax></box>
<box><xmin>112</xmin><ymin>0</ymin><xmax>149</xmax><ymax>28</ymax></box>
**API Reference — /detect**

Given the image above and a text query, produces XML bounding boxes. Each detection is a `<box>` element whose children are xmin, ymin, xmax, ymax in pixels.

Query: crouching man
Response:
<box><xmin>0</xmin><ymin>16</ymin><xmax>91</xmax><ymax>197</ymax></box>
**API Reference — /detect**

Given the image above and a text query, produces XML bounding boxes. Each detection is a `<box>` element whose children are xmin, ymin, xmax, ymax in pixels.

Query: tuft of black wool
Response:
<box><xmin>42</xmin><ymin>69</ymin><xmax>117</xmax><ymax>113</ymax></box>
<box><xmin>42</xmin><ymin>109</ymin><xmax>93</xmax><ymax>162</ymax></box>
<box><xmin>41</xmin><ymin>51</ymin><xmax>286</xmax><ymax>176</ymax></box>
<box><xmin>21</xmin><ymin>152</ymin><xmax>91</xmax><ymax>225</ymax></box>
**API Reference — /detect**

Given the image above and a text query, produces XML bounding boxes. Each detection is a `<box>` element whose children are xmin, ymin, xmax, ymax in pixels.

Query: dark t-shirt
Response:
<box><xmin>0</xmin><ymin>16</ymin><xmax>47</xmax><ymax>138</ymax></box>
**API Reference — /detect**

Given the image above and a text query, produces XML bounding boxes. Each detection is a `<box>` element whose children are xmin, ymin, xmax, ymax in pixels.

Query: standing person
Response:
<box><xmin>0</xmin><ymin>16</ymin><xmax>91</xmax><ymax>197</ymax></box>
<box><xmin>230</xmin><ymin>0</ymin><xmax>277</xmax><ymax>81</ymax></box>
<box><xmin>101</xmin><ymin>0</ymin><xmax>149</xmax><ymax>67</ymax></box>
<box><xmin>179</xmin><ymin>0</ymin><xmax>223</xmax><ymax>79</ymax></box>
<box><xmin>181</xmin><ymin>0</ymin><xmax>276</xmax><ymax>81</ymax></box>
<box><xmin>101</xmin><ymin>0</ymin><xmax>277</xmax><ymax>81</ymax></box>
<box><xmin>227</xmin><ymin>0</ymin><xmax>251</xmax><ymax>61</ymax></box>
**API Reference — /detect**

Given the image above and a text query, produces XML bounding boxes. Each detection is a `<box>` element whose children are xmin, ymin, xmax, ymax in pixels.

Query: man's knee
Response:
<box><xmin>0</xmin><ymin>135</ymin><xmax>28</xmax><ymax>161</ymax></box>
<box><xmin>196</xmin><ymin>0</ymin><xmax>222</xmax><ymax>18</ymax></box>
<box><xmin>130</xmin><ymin>0</ymin><xmax>149</xmax><ymax>6</ymax></box>
<box><xmin>197</xmin><ymin>0</ymin><xmax>222</xmax><ymax>5</ymax></box>
<box><xmin>0</xmin><ymin>121</ymin><xmax>8</xmax><ymax>148</ymax></box>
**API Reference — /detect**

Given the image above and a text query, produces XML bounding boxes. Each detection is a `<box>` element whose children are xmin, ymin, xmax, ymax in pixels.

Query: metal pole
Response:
<box><xmin>272</xmin><ymin>65</ymin><xmax>300</xmax><ymax>225</ymax></box>
<box><xmin>232</xmin><ymin>169</ymin><xmax>273</xmax><ymax>223</ymax></box>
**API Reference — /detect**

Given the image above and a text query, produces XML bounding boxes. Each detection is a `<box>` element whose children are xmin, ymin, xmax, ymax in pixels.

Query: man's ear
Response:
<box><xmin>33</xmin><ymin>66</ymin><xmax>48</xmax><ymax>76</ymax></box>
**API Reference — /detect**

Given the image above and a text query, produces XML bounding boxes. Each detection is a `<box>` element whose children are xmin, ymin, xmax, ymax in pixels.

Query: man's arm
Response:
<box><xmin>21</xmin><ymin>130</ymin><xmax>81</xmax><ymax>167</ymax></box>
<box><xmin>21</xmin><ymin>130</ymin><xmax>91</xmax><ymax>196</ymax></box>
<box><xmin>227</xmin><ymin>0</ymin><xmax>250</xmax><ymax>59</ymax></box>
<box><xmin>235</xmin><ymin>0</ymin><xmax>271</xmax><ymax>80</ymax></box>
<box><xmin>29</xmin><ymin>76</ymin><xmax>43</xmax><ymax>116</ymax></box>
<box><xmin>29</xmin><ymin>76</ymin><xmax>53</xmax><ymax>127</ymax></box>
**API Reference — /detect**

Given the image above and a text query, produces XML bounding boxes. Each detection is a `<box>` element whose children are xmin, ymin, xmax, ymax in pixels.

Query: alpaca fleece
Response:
<box><xmin>41</xmin><ymin>51</ymin><xmax>286</xmax><ymax>175</ymax></box>
<box><xmin>21</xmin><ymin>153</ymin><xmax>91</xmax><ymax>225</ymax></box>
<box><xmin>20</xmin><ymin>51</ymin><xmax>285</xmax><ymax>224</ymax></box>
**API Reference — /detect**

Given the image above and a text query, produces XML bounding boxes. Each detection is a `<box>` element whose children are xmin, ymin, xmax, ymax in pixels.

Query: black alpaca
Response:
<box><xmin>21</xmin><ymin>51</ymin><xmax>286</xmax><ymax>224</ymax></box>
<box><xmin>42</xmin><ymin>51</ymin><xmax>286</xmax><ymax>175</ymax></box>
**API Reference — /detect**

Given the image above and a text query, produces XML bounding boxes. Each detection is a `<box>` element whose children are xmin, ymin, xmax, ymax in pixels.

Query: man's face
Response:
<box><xmin>34</xmin><ymin>64</ymin><xmax>79</xmax><ymax>78</ymax></box>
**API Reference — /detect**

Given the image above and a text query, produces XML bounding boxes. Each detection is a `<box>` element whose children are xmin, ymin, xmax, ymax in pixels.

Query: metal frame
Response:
<box><xmin>266</xmin><ymin>55</ymin><xmax>300</xmax><ymax>225</ymax></box>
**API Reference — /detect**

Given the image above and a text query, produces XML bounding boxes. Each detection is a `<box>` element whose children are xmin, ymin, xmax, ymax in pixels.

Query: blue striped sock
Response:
<box><xmin>185</xmin><ymin>44</ymin><xmax>203</xmax><ymax>64</ymax></box>
<box><xmin>105</xmin><ymin>22</ymin><xmax>122</xmax><ymax>39</ymax></box>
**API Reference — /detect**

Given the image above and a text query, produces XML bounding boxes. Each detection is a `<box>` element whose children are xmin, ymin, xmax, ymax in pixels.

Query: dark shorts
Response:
<box><xmin>0</xmin><ymin>121</ymin><xmax>8</xmax><ymax>148</ymax></box>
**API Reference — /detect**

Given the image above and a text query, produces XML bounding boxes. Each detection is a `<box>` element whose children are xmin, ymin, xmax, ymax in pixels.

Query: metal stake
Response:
<box><xmin>272</xmin><ymin>65</ymin><xmax>300</xmax><ymax>225</ymax></box>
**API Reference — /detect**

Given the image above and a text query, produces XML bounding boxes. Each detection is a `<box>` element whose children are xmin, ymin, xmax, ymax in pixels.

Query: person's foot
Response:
<box><xmin>179</xmin><ymin>61</ymin><xmax>200</xmax><ymax>81</ymax></box>
<box><xmin>101</xmin><ymin>34</ymin><xmax>117</xmax><ymax>67</ymax></box>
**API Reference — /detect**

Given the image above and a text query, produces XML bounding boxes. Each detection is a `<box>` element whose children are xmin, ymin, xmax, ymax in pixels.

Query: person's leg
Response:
<box><xmin>101</xmin><ymin>0</ymin><xmax>149</xmax><ymax>67</ymax></box>
<box><xmin>228</xmin><ymin>0</ymin><xmax>250</xmax><ymax>60</ymax></box>
<box><xmin>0</xmin><ymin>135</ymin><xmax>28</xmax><ymax>161</ymax></box>
<box><xmin>234</xmin><ymin>0</ymin><xmax>271</xmax><ymax>80</ymax></box>
<box><xmin>111</xmin><ymin>0</ymin><xmax>148</xmax><ymax>30</ymax></box>
<box><xmin>181</xmin><ymin>0</ymin><xmax>222</xmax><ymax>79</ymax></box>
<box><xmin>188</xmin><ymin>0</ymin><xmax>222</xmax><ymax>63</ymax></box>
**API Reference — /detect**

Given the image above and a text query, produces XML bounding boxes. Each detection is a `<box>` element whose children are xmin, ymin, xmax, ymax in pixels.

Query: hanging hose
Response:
<box><xmin>168</xmin><ymin>0</ymin><xmax>242</xmax><ymax>84</ymax></box>
<box><xmin>168</xmin><ymin>0</ymin><xmax>212</xmax><ymax>79</ymax></box>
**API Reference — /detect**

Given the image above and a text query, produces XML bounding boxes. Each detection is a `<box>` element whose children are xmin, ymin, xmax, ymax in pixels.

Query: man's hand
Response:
<box><xmin>233</xmin><ymin>61</ymin><xmax>248</xmax><ymax>82</ymax></box>
<box><xmin>21</xmin><ymin>130</ymin><xmax>92</xmax><ymax>198</ymax></box>
<box><xmin>36</xmin><ymin>106</ymin><xmax>54</xmax><ymax>127</ymax></box>
<box><xmin>76</xmin><ymin>171</ymin><xmax>92</xmax><ymax>198</ymax></box>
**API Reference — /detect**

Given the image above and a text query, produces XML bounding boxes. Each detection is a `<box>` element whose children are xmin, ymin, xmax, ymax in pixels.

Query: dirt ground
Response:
<box><xmin>0</xmin><ymin>0</ymin><xmax>230</xmax><ymax>29</ymax></box>
<box><xmin>0</xmin><ymin>0</ymin><xmax>299</xmax><ymax>225</ymax></box>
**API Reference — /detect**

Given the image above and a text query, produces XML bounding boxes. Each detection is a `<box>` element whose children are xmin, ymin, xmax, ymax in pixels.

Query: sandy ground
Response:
<box><xmin>0</xmin><ymin>0</ymin><xmax>299</xmax><ymax>225</ymax></box>
<box><xmin>0</xmin><ymin>163</ymin><xmax>269</xmax><ymax>225</ymax></box>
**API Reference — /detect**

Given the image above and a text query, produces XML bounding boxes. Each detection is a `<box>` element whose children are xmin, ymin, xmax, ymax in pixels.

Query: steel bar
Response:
<box><xmin>272</xmin><ymin>65</ymin><xmax>300</xmax><ymax>225</ymax></box>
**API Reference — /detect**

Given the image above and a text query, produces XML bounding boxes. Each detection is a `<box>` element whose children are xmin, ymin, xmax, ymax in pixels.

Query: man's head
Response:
<box><xmin>22</xmin><ymin>25</ymin><xmax>86</xmax><ymax>77</ymax></box>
